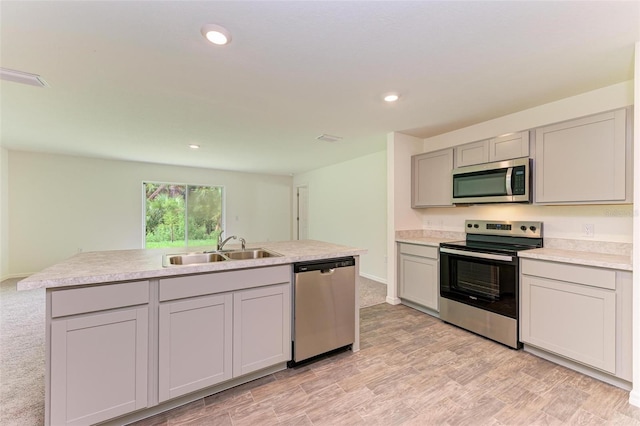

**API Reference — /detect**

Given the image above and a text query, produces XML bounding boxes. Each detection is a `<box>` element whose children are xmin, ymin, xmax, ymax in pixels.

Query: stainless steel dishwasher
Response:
<box><xmin>291</xmin><ymin>257</ymin><xmax>356</xmax><ymax>363</ymax></box>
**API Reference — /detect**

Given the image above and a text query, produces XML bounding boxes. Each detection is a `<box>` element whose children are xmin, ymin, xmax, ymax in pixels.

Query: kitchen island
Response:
<box><xmin>19</xmin><ymin>240</ymin><xmax>366</xmax><ymax>426</ymax></box>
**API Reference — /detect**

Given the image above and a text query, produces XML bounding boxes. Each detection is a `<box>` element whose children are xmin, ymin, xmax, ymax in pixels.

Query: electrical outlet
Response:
<box><xmin>583</xmin><ymin>224</ymin><xmax>594</xmax><ymax>237</ymax></box>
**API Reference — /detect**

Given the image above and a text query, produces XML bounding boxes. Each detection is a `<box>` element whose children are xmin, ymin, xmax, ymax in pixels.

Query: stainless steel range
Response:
<box><xmin>439</xmin><ymin>220</ymin><xmax>543</xmax><ymax>349</ymax></box>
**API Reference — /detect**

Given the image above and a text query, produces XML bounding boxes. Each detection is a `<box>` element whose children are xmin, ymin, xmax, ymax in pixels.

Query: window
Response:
<box><xmin>144</xmin><ymin>182</ymin><xmax>223</xmax><ymax>249</ymax></box>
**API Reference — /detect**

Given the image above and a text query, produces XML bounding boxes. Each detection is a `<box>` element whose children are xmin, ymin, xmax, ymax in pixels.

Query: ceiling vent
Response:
<box><xmin>316</xmin><ymin>134</ymin><xmax>343</xmax><ymax>143</ymax></box>
<box><xmin>0</xmin><ymin>68</ymin><xmax>48</xmax><ymax>87</ymax></box>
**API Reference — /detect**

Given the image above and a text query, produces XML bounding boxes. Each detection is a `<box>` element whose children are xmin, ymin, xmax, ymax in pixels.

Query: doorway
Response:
<box><xmin>296</xmin><ymin>185</ymin><xmax>309</xmax><ymax>240</ymax></box>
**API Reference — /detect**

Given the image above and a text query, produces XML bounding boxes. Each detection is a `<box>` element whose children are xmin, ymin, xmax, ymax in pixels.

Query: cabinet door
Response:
<box><xmin>535</xmin><ymin>109</ymin><xmax>627</xmax><ymax>203</ymax></box>
<box><xmin>399</xmin><ymin>253</ymin><xmax>439</xmax><ymax>311</ymax></box>
<box><xmin>50</xmin><ymin>307</ymin><xmax>148</xmax><ymax>426</ymax></box>
<box><xmin>520</xmin><ymin>275</ymin><xmax>616</xmax><ymax>373</ymax></box>
<box><xmin>233</xmin><ymin>284</ymin><xmax>291</xmax><ymax>377</ymax></box>
<box><xmin>489</xmin><ymin>131</ymin><xmax>529</xmax><ymax>161</ymax></box>
<box><xmin>455</xmin><ymin>140</ymin><xmax>489</xmax><ymax>167</ymax></box>
<box><xmin>158</xmin><ymin>293</ymin><xmax>233</xmax><ymax>402</ymax></box>
<box><xmin>411</xmin><ymin>149</ymin><xmax>454</xmax><ymax>207</ymax></box>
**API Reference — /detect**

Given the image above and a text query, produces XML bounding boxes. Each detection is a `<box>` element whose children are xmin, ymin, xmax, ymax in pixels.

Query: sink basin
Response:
<box><xmin>223</xmin><ymin>248</ymin><xmax>282</xmax><ymax>260</ymax></box>
<box><xmin>163</xmin><ymin>252</ymin><xmax>227</xmax><ymax>267</ymax></box>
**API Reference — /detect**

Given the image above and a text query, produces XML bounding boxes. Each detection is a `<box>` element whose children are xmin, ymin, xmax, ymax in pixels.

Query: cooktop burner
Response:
<box><xmin>440</xmin><ymin>220</ymin><xmax>543</xmax><ymax>255</ymax></box>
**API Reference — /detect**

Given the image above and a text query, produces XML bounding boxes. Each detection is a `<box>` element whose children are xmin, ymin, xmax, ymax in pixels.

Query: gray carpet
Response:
<box><xmin>0</xmin><ymin>275</ymin><xmax>386</xmax><ymax>426</ymax></box>
<box><xmin>358</xmin><ymin>276</ymin><xmax>387</xmax><ymax>308</ymax></box>
<box><xmin>0</xmin><ymin>278</ymin><xmax>45</xmax><ymax>426</ymax></box>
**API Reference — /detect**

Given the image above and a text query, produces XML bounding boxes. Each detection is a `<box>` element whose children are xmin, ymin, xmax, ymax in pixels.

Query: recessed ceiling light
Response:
<box><xmin>189</xmin><ymin>144</ymin><xmax>200</xmax><ymax>149</ymax></box>
<box><xmin>0</xmin><ymin>67</ymin><xmax>48</xmax><ymax>87</ymax></box>
<box><xmin>201</xmin><ymin>24</ymin><xmax>232</xmax><ymax>45</ymax></box>
<box><xmin>383</xmin><ymin>93</ymin><xmax>400</xmax><ymax>102</ymax></box>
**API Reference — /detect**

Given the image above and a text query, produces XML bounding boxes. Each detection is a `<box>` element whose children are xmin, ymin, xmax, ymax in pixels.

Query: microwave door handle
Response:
<box><xmin>505</xmin><ymin>167</ymin><xmax>513</xmax><ymax>196</ymax></box>
<box><xmin>440</xmin><ymin>247</ymin><xmax>513</xmax><ymax>262</ymax></box>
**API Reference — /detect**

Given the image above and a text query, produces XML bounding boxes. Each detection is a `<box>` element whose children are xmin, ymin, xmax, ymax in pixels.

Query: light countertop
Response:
<box><xmin>18</xmin><ymin>240</ymin><xmax>367</xmax><ymax>291</ymax></box>
<box><xmin>396</xmin><ymin>235</ymin><xmax>632</xmax><ymax>271</ymax></box>
<box><xmin>518</xmin><ymin>248</ymin><xmax>632</xmax><ymax>271</ymax></box>
<box><xmin>395</xmin><ymin>237</ymin><xmax>460</xmax><ymax>247</ymax></box>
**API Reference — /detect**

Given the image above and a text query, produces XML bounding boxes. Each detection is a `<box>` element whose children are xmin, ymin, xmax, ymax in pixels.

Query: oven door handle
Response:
<box><xmin>440</xmin><ymin>247</ymin><xmax>513</xmax><ymax>262</ymax></box>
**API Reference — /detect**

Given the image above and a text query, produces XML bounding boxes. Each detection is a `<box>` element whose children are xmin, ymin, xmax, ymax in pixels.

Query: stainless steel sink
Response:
<box><xmin>163</xmin><ymin>252</ymin><xmax>227</xmax><ymax>267</ymax></box>
<box><xmin>162</xmin><ymin>248</ymin><xmax>282</xmax><ymax>267</ymax></box>
<box><xmin>222</xmin><ymin>248</ymin><xmax>282</xmax><ymax>260</ymax></box>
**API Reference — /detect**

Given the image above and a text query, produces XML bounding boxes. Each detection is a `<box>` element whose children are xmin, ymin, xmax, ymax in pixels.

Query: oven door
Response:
<box><xmin>439</xmin><ymin>247</ymin><xmax>518</xmax><ymax>319</ymax></box>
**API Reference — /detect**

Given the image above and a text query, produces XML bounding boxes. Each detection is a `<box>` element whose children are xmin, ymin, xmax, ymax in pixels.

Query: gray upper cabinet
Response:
<box><xmin>455</xmin><ymin>140</ymin><xmax>489</xmax><ymax>167</ymax></box>
<box><xmin>455</xmin><ymin>131</ymin><xmax>530</xmax><ymax>167</ymax></box>
<box><xmin>534</xmin><ymin>109</ymin><xmax>629</xmax><ymax>204</ymax></box>
<box><xmin>411</xmin><ymin>148</ymin><xmax>454</xmax><ymax>208</ymax></box>
<box><xmin>489</xmin><ymin>131</ymin><xmax>529</xmax><ymax>162</ymax></box>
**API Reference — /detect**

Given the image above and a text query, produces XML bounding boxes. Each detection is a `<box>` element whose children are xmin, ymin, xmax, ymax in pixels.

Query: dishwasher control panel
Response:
<box><xmin>294</xmin><ymin>257</ymin><xmax>355</xmax><ymax>273</ymax></box>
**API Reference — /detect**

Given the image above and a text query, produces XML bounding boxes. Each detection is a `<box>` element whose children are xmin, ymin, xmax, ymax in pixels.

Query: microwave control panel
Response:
<box><xmin>512</xmin><ymin>165</ymin><xmax>526</xmax><ymax>195</ymax></box>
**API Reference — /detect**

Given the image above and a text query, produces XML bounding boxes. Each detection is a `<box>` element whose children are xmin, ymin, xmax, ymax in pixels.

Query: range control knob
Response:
<box><xmin>520</xmin><ymin>225</ymin><xmax>527</xmax><ymax>231</ymax></box>
<box><xmin>467</xmin><ymin>223</ymin><xmax>472</xmax><ymax>228</ymax></box>
<box><xmin>473</xmin><ymin>224</ymin><xmax>479</xmax><ymax>229</ymax></box>
<box><xmin>529</xmin><ymin>226</ymin><xmax>537</xmax><ymax>232</ymax></box>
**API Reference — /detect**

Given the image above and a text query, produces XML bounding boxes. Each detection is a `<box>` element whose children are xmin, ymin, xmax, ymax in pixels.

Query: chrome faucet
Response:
<box><xmin>218</xmin><ymin>234</ymin><xmax>236</xmax><ymax>250</ymax></box>
<box><xmin>217</xmin><ymin>231</ymin><xmax>246</xmax><ymax>251</ymax></box>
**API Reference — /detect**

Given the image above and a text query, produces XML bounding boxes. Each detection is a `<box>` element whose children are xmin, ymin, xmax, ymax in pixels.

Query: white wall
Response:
<box><xmin>8</xmin><ymin>151</ymin><xmax>292</xmax><ymax>276</ymax></box>
<box><xmin>628</xmin><ymin>40</ymin><xmax>640</xmax><ymax>408</ymax></box>
<box><xmin>424</xmin><ymin>80</ymin><xmax>633</xmax><ymax>152</ymax></box>
<box><xmin>293</xmin><ymin>151</ymin><xmax>387</xmax><ymax>283</ymax></box>
<box><xmin>0</xmin><ymin>148</ymin><xmax>8</xmax><ymax>281</ymax></box>
<box><xmin>417</xmin><ymin>204</ymin><xmax>633</xmax><ymax>243</ymax></box>
<box><xmin>385</xmin><ymin>132</ymin><xmax>424</xmax><ymax>303</ymax></box>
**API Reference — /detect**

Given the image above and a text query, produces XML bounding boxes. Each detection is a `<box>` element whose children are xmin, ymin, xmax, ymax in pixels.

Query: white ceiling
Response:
<box><xmin>1</xmin><ymin>1</ymin><xmax>638</xmax><ymax>175</ymax></box>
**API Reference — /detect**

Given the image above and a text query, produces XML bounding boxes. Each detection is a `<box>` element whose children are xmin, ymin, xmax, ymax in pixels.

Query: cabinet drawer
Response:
<box><xmin>51</xmin><ymin>281</ymin><xmax>149</xmax><ymax>318</ymax></box>
<box><xmin>160</xmin><ymin>265</ymin><xmax>291</xmax><ymax>301</ymax></box>
<box><xmin>521</xmin><ymin>259</ymin><xmax>615</xmax><ymax>290</ymax></box>
<box><xmin>399</xmin><ymin>243</ymin><xmax>438</xmax><ymax>259</ymax></box>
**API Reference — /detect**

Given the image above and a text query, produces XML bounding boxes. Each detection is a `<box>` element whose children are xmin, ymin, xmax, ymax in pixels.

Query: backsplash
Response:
<box><xmin>417</xmin><ymin>204</ymin><xmax>633</xmax><ymax>244</ymax></box>
<box><xmin>397</xmin><ymin>230</ymin><xmax>632</xmax><ymax>257</ymax></box>
<box><xmin>396</xmin><ymin>229</ymin><xmax>464</xmax><ymax>240</ymax></box>
<box><xmin>544</xmin><ymin>238</ymin><xmax>632</xmax><ymax>257</ymax></box>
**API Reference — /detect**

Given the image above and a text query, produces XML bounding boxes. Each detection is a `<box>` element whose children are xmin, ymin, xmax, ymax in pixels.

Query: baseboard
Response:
<box><xmin>629</xmin><ymin>389</ymin><xmax>640</xmax><ymax>408</ymax></box>
<box><xmin>386</xmin><ymin>296</ymin><xmax>401</xmax><ymax>305</ymax></box>
<box><xmin>360</xmin><ymin>272</ymin><xmax>387</xmax><ymax>285</ymax></box>
<box><xmin>523</xmin><ymin>344</ymin><xmax>631</xmax><ymax>391</ymax></box>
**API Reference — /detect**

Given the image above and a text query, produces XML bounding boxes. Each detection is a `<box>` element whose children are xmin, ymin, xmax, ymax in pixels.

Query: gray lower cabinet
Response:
<box><xmin>48</xmin><ymin>281</ymin><xmax>149</xmax><ymax>426</ymax></box>
<box><xmin>47</xmin><ymin>266</ymin><xmax>292</xmax><ymax>425</ymax></box>
<box><xmin>398</xmin><ymin>243</ymin><xmax>439</xmax><ymax>312</ymax></box>
<box><xmin>157</xmin><ymin>266</ymin><xmax>292</xmax><ymax>402</ymax></box>
<box><xmin>233</xmin><ymin>284</ymin><xmax>291</xmax><ymax>377</ymax></box>
<box><xmin>520</xmin><ymin>259</ymin><xmax>632</xmax><ymax>382</ymax></box>
<box><xmin>158</xmin><ymin>293</ymin><xmax>233</xmax><ymax>402</ymax></box>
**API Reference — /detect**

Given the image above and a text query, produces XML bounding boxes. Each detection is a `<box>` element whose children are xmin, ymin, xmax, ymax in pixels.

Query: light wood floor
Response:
<box><xmin>132</xmin><ymin>303</ymin><xmax>640</xmax><ymax>425</ymax></box>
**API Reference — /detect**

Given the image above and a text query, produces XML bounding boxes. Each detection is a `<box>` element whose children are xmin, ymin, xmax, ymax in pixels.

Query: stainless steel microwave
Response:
<box><xmin>452</xmin><ymin>158</ymin><xmax>531</xmax><ymax>204</ymax></box>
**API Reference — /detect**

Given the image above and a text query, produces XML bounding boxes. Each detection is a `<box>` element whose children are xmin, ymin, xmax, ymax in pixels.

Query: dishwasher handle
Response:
<box><xmin>294</xmin><ymin>257</ymin><xmax>355</xmax><ymax>273</ymax></box>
